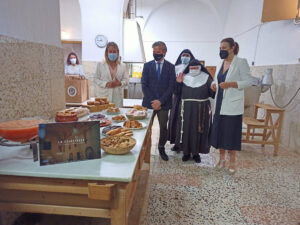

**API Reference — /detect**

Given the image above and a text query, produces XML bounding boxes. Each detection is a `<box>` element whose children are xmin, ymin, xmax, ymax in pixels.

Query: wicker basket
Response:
<box><xmin>101</xmin><ymin>136</ymin><xmax>136</xmax><ymax>155</ymax></box>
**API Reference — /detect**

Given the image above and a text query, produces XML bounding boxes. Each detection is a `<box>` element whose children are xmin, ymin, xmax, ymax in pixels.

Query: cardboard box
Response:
<box><xmin>65</xmin><ymin>76</ymin><xmax>90</xmax><ymax>103</ymax></box>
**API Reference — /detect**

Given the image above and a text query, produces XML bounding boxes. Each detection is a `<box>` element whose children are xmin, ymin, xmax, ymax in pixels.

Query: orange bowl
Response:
<box><xmin>0</xmin><ymin>119</ymin><xmax>42</xmax><ymax>142</ymax></box>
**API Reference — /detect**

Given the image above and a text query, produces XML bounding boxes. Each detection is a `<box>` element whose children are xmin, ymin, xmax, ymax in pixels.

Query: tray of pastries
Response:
<box><xmin>82</xmin><ymin>97</ymin><xmax>115</xmax><ymax>112</ymax></box>
<box><xmin>112</xmin><ymin>115</ymin><xmax>126</xmax><ymax>122</ymax></box>
<box><xmin>122</xmin><ymin>119</ymin><xmax>146</xmax><ymax>130</ymax></box>
<box><xmin>106</xmin><ymin>107</ymin><xmax>120</xmax><ymax>115</ymax></box>
<box><xmin>126</xmin><ymin>109</ymin><xmax>147</xmax><ymax>120</ymax></box>
<box><xmin>87</xmin><ymin>114</ymin><xmax>111</xmax><ymax>127</ymax></box>
<box><xmin>60</xmin><ymin>107</ymin><xmax>89</xmax><ymax>118</ymax></box>
<box><xmin>133</xmin><ymin>105</ymin><xmax>148</xmax><ymax>111</ymax></box>
<box><xmin>101</xmin><ymin>136</ymin><xmax>136</xmax><ymax>155</ymax></box>
<box><xmin>103</xmin><ymin>127</ymin><xmax>133</xmax><ymax>137</ymax></box>
<box><xmin>55</xmin><ymin>111</ymin><xmax>78</xmax><ymax>123</ymax></box>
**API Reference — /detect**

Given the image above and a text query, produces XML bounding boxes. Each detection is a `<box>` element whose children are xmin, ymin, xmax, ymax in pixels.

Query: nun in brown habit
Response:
<box><xmin>167</xmin><ymin>49</ymin><xmax>195</xmax><ymax>152</ymax></box>
<box><xmin>173</xmin><ymin>59</ymin><xmax>215</xmax><ymax>163</ymax></box>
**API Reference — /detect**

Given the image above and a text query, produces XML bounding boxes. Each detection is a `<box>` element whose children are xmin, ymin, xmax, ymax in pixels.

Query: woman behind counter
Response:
<box><xmin>95</xmin><ymin>42</ymin><xmax>128</xmax><ymax>107</ymax></box>
<box><xmin>64</xmin><ymin>52</ymin><xmax>85</xmax><ymax>78</ymax></box>
<box><xmin>211</xmin><ymin>37</ymin><xmax>255</xmax><ymax>173</ymax></box>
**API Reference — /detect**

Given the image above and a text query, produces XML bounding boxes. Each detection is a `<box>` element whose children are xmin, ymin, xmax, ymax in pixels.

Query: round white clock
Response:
<box><xmin>95</xmin><ymin>35</ymin><xmax>108</xmax><ymax>48</ymax></box>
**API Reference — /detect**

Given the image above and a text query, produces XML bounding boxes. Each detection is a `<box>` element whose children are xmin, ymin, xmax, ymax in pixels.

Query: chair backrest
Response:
<box><xmin>244</xmin><ymin>86</ymin><xmax>261</xmax><ymax>117</ymax></box>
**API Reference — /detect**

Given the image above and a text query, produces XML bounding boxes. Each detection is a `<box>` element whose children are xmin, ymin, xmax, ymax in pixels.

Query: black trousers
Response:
<box><xmin>153</xmin><ymin>109</ymin><xmax>169</xmax><ymax>149</ymax></box>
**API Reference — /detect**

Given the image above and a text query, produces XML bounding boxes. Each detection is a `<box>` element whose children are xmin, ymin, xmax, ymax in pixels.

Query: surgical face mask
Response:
<box><xmin>153</xmin><ymin>53</ymin><xmax>164</xmax><ymax>61</ymax></box>
<box><xmin>70</xmin><ymin>58</ymin><xmax>77</xmax><ymax>65</ymax></box>
<box><xmin>189</xmin><ymin>66</ymin><xmax>201</xmax><ymax>76</ymax></box>
<box><xmin>108</xmin><ymin>53</ymin><xmax>118</xmax><ymax>61</ymax></box>
<box><xmin>219</xmin><ymin>50</ymin><xmax>229</xmax><ymax>59</ymax></box>
<box><xmin>181</xmin><ymin>56</ymin><xmax>190</xmax><ymax>65</ymax></box>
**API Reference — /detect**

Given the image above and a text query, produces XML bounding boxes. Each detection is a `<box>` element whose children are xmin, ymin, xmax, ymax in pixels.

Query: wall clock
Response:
<box><xmin>95</xmin><ymin>35</ymin><xmax>108</xmax><ymax>48</ymax></box>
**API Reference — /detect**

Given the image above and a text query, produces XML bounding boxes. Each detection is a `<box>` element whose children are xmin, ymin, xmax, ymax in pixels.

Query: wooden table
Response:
<box><xmin>242</xmin><ymin>104</ymin><xmax>285</xmax><ymax>156</ymax></box>
<box><xmin>0</xmin><ymin>109</ymin><xmax>153</xmax><ymax>225</ymax></box>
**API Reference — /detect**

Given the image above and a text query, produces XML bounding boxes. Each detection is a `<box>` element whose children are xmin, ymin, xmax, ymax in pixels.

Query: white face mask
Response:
<box><xmin>189</xmin><ymin>66</ymin><xmax>201</xmax><ymax>76</ymax></box>
<box><xmin>70</xmin><ymin>58</ymin><xmax>77</xmax><ymax>65</ymax></box>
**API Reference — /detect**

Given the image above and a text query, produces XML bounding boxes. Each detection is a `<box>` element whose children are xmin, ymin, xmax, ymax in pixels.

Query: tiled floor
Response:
<box><xmin>141</xmin><ymin>118</ymin><xmax>300</xmax><ymax>225</ymax></box>
<box><xmin>1</xmin><ymin>117</ymin><xmax>300</xmax><ymax>225</ymax></box>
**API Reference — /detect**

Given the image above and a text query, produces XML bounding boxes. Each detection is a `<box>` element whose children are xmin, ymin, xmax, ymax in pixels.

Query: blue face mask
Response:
<box><xmin>108</xmin><ymin>53</ymin><xmax>118</xmax><ymax>61</ymax></box>
<box><xmin>181</xmin><ymin>56</ymin><xmax>190</xmax><ymax>64</ymax></box>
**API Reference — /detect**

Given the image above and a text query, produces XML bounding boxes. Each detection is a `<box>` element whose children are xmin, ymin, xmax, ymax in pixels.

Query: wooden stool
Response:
<box><xmin>242</xmin><ymin>104</ymin><xmax>285</xmax><ymax>156</ymax></box>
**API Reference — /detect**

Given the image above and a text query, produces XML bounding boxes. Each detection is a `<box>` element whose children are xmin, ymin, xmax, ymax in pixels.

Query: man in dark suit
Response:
<box><xmin>141</xmin><ymin>41</ymin><xmax>176</xmax><ymax>161</ymax></box>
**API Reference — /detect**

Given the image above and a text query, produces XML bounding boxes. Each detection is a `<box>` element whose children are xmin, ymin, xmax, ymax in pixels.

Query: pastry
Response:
<box><xmin>112</xmin><ymin>115</ymin><xmax>126</xmax><ymax>121</ymax></box>
<box><xmin>107</xmin><ymin>107</ymin><xmax>120</xmax><ymax>113</ymax></box>
<box><xmin>95</xmin><ymin>97</ymin><xmax>108</xmax><ymax>102</ymax></box>
<box><xmin>101</xmin><ymin>136</ymin><xmax>136</xmax><ymax>154</ymax></box>
<box><xmin>133</xmin><ymin>105</ymin><xmax>147</xmax><ymax>111</ymax></box>
<box><xmin>87</xmin><ymin>101</ymin><xmax>94</xmax><ymax>105</ymax></box>
<box><xmin>63</xmin><ymin>107</ymin><xmax>89</xmax><ymax>118</ymax></box>
<box><xmin>105</xmin><ymin>127</ymin><xmax>133</xmax><ymax>137</ymax></box>
<box><xmin>123</xmin><ymin>119</ymin><xmax>142</xmax><ymax>128</ymax></box>
<box><xmin>55</xmin><ymin>111</ymin><xmax>78</xmax><ymax>122</ymax></box>
<box><xmin>102</xmin><ymin>125</ymin><xmax>122</xmax><ymax>135</ymax></box>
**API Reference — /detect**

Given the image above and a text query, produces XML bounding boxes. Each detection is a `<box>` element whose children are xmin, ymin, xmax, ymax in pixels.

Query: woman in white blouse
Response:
<box><xmin>64</xmin><ymin>52</ymin><xmax>85</xmax><ymax>78</ymax></box>
<box><xmin>95</xmin><ymin>42</ymin><xmax>128</xmax><ymax>107</ymax></box>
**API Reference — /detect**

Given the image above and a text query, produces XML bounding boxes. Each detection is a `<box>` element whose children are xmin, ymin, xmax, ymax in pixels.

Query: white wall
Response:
<box><xmin>60</xmin><ymin>0</ymin><xmax>82</xmax><ymax>40</ymax></box>
<box><xmin>138</xmin><ymin>0</ymin><xmax>300</xmax><ymax>66</ymax></box>
<box><xmin>79</xmin><ymin>0</ymin><xmax>124</xmax><ymax>62</ymax></box>
<box><xmin>224</xmin><ymin>0</ymin><xmax>300</xmax><ymax>66</ymax></box>
<box><xmin>0</xmin><ymin>0</ymin><xmax>61</xmax><ymax>47</ymax></box>
<box><xmin>137</xmin><ymin>0</ymin><xmax>231</xmax><ymax>65</ymax></box>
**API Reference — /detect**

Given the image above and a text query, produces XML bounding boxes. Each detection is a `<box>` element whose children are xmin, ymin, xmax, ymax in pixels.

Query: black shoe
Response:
<box><xmin>158</xmin><ymin>148</ymin><xmax>169</xmax><ymax>161</ymax></box>
<box><xmin>171</xmin><ymin>144</ymin><xmax>178</xmax><ymax>151</ymax></box>
<box><xmin>182</xmin><ymin>154</ymin><xmax>190</xmax><ymax>162</ymax></box>
<box><xmin>171</xmin><ymin>144</ymin><xmax>181</xmax><ymax>153</ymax></box>
<box><xmin>193</xmin><ymin>154</ymin><xmax>201</xmax><ymax>163</ymax></box>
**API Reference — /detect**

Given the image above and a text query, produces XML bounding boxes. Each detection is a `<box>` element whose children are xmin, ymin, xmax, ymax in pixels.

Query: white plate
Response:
<box><xmin>117</xmin><ymin>121</ymin><xmax>147</xmax><ymax>130</ymax></box>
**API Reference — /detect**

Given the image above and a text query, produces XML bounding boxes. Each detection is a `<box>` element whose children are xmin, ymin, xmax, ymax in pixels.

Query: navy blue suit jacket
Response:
<box><xmin>141</xmin><ymin>60</ymin><xmax>176</xmax><ymax>110</ymax></box>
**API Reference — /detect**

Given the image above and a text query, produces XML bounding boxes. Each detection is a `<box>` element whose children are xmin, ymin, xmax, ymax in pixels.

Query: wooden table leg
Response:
<box><xmin>111</xmin><ymin>185</ymin><xmax>128</xmax><ymax>225</ymax></box>
<box><xmin>273</xmin><ymin>111</ymin><xmax>284</xmax><ymax>156</ymax></box>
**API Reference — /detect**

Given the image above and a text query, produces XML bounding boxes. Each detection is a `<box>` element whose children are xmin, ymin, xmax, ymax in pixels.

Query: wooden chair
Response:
<box><xmin>242</xmin><ymin>104</ymin><xmax>285</xmax><ymax>156</ymax></box>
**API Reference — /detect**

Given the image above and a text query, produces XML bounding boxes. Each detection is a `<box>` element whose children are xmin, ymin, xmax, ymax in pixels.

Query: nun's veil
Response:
<box><xmin>183</xmin><ymin>59</ymin><xmax>212</xmax><ymax>77</ymax></box>
<box><xmin>174</xmin><ymin>49</ymin><xmax>195</xmax><ymax>66</ymax></box>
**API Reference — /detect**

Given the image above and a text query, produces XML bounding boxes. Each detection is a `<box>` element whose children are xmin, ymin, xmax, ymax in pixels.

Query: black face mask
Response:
<box><xmin>153</xmin><ymin>53</ymin><xmax>164</xmax><ymax>61</ymax></box>
<box><xmin>219</xmin><ymin>50</ymin><xmax>229</xmax><ymax>59</ymax></box>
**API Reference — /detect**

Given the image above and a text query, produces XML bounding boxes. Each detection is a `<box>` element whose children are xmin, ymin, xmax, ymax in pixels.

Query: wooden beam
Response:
<box><xmin>62</xmin><ymin>40</ymin><xmax>82</xmax><ymax>44</ymax></box>
<box><xmin>0</xmin><ymin>202</ymin><xmax>110</xmax><ymax>218</ymax></box>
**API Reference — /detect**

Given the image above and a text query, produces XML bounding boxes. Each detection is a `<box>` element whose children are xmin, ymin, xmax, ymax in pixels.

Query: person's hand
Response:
<box><xmin>211</xmin><ymin>83</ymin><xmax>217</xmax><ymax>92</ymax></box>
<box><xmin>219</xmin><ymin>82</ymin><xmax>231</xmax><ymax>89</ymax></box>
<box><xmin>176</xmin><ymin>73</ymin><xmax>184</xmax><ymax>83</ymax></box>
<box><xmin>151</xmin><ymin>100</ymin><xmax>161</xmax><ymax>110</ymax></box>
<box><xmin>79</xmin><ymin>75</ymin><xmax>86</xmax><ymax>80</ymax></box>
<box><xmin>113</xmin><ymin>78</ymin><xmax>122</xmax><ymax>87</ymax></box>
<box><xmin>106</xmin><ymin>82</ymin><xmax>113</xmax><ymax>88</ymax></box>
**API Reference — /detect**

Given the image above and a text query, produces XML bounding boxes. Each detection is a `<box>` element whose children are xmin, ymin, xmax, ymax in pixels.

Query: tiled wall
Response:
<box><xmin>250</xmin><ymin>64</ymin><xmax>300</xmax><ymax>153</ymax></box>
<box><xmin>0</xmin><ymin>35</ymin><xmax>66</xmax><ymax>122</ymax></box>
